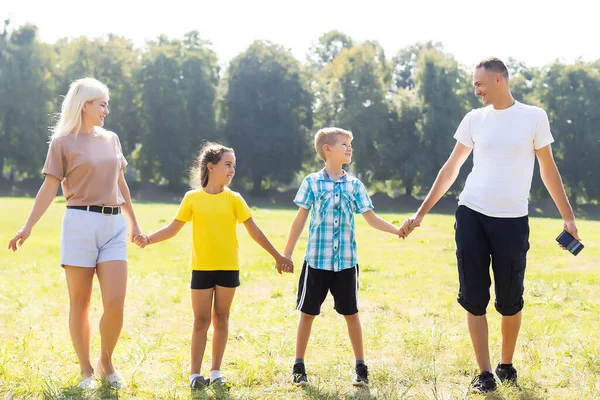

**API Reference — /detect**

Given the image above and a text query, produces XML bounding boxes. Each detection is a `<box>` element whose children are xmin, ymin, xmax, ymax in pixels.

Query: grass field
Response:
<box><xmin>0</xmin><ymin>197</ymin><xmax>598</xmax><ymax>400</ymax></box>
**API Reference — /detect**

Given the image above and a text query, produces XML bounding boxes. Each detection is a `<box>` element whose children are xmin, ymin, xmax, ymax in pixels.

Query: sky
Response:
<box><xmin>2</xmin><ymin>0</ymin><xmax>597</xmax><ymax>68</ymax></box>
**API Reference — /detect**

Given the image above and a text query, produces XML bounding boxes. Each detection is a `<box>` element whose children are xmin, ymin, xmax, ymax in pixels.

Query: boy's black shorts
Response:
<box><xmin>455</xmin><ymin>205</ymin><xmax>530</xmax><ymax>316</ymax></box>
<box><xmin>296</xmin><ymin>261</ymin><xmax>359</xmax><ymax>316</ymax></box>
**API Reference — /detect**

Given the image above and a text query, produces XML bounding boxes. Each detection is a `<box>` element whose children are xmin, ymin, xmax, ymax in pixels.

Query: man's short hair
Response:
<box><xmin>476</xmin><ymin>57</ymin><xmax>509</xmax><ymax>79</ymax></box>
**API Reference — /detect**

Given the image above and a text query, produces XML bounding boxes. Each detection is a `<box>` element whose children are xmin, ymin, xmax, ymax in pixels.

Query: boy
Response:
<box><xmin>283</xmin><ymin>127</ymin><xmax>401</xmax><ymax>387</ymax></box>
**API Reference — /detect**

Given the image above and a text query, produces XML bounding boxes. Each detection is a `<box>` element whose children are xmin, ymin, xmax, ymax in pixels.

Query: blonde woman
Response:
<box><xmin>7</xmin><ymin>78</ymin><xmax>142</xmax><ymax>390</ymax></box>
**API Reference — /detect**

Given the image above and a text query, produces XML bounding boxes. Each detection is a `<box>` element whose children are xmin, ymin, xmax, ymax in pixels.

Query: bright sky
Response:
<box><xmin>3</xmin><ymin>0</ymin><xmax>597</xmax><ymax>68</ymax></box>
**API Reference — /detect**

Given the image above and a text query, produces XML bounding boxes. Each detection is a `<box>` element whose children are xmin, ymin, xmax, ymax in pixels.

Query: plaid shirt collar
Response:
<box><xmin>317</xmin><ymin>168</ymin><xmax>348</xmax><ymax>182</ymax></box>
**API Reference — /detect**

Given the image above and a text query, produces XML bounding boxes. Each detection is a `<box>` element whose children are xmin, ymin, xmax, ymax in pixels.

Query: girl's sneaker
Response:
<box><xmin>191</xmin><ymin>375</ymin><xmax>209</xmax><ymax>390</ymax></box>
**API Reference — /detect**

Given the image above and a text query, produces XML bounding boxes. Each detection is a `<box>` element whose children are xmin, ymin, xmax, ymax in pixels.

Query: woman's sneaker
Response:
<box><xmin>77</xmin><ymin>375</ymin><xmax>97</xmax><ymax>390</ymax></box>
<box><xmin>495</xmin><ymin>363</ymin><xmax>518</xmax><ymax>385</ymax></box>
<box><xmin>352</xmin><ymin>364</ymin><xmax>369</xmax><ymax>387</ymax></box>
<box><xmin>292</xmin><ymin>362</ymin><xmax>308</xmax><ymax>386</ymax></box>
<box><xmin>471</xmin><ymin>371</ymin><xmax>497</xmax><ymax>393</ymax></box>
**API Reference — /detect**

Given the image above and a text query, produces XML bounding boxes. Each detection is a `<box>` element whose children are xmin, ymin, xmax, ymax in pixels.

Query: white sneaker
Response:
<box><xmin>97</xmin><ymin>360</ymin><xmax>126</xmax><ymax>390</ymax></box>
<box><xmin>77</xmin><ymin>375</ymin><xmax>98</xmax><ymax>389</ymax></box>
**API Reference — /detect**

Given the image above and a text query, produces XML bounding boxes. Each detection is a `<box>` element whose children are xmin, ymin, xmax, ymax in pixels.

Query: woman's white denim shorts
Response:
<box><xmin>60</xmin><ymin>208</ymin><xmax>128</xmax><ymax>267</ymax></box>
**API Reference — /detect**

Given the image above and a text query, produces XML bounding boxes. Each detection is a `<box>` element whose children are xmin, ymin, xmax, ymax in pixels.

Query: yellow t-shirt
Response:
<box><xmin>175</xmin><ymin>188</ymin><xmax>252</xmax><ymax>270</ymax></box>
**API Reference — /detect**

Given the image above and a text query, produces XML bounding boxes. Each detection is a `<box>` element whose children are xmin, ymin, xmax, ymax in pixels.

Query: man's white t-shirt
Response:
<box><xmin>454</xmin><ymin>101</ymin><xmax>554</xmax><ymax>218</ymax></box>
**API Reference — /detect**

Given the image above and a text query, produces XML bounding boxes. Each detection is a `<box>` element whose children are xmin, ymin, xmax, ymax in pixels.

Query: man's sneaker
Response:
<box><xmin>352</xmin><ymin>364</ymin><xmax>369</xmax><ymax>387</ymax></box>
<box><xmin>471</xmin><ymin>371</ymin><xmax>497</xmax><ymax>393</ymax></box>
<box><xmin>190</xmin><ymin>375</ymin><xmax>208</xmax><ymax>390</ymax></box>
<box><xmin>495</xmin><ymin>363</ymin><xmax>518</xmax><ymax>385</ymax></box>
<box><xmin>292</xmin><ymin>362</ymin><xmax>308</xmax><ymax>387</ymax></box>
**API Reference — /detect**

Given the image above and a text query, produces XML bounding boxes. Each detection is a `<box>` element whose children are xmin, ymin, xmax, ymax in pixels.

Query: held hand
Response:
<box><xmin>399</xmin><ymin>213</ymin><xmax>423</xmax><ymax>239</ymax></box>
<box><xmin>133</xmin><ymin>234</ymin><xmax>150</xmax><ymax>249</ymax></box>
<box><xmin>275</xmin><ymin>254</ymin><xmax>294</xmax><ymax>274</ymax></box>
<box><xmin>559</xmin><ymin>220</ymin><xmax>581</xmax><ymax>250</ymax></box>
<box><xmin>8</xmin><ymin>226</ymin><xmax>32</xmax><ymax>252</ymax></box>
<box><xmin>129</xmin><ymin>224</ymin><xmax>144</xmax><ymax>243</ymax></box>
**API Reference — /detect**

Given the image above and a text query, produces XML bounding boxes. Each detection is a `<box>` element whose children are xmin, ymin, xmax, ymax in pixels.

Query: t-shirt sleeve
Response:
<box><xmin>41</xmin><ymin>139</ymin><xmax>65</xmax><ymax>180</ymax></box>
<box><xmin>174</xmin><ymin>193</ymin><xmax>193</xmax><ymax>222</ymax></box>
<box><xmin>534</xmin><ymin>109</ymin><xmax>555</xmax><ymax>150</ymax></box>
<box><xmin>293</xmin><ymin>177</ymin><xmax>314</xmax><ymax>209</ymax></box>
<box><xmin>234</xmin><ymin>193</ymin><xmax>252</xmax><ymax>223</ymax></box>
<box><xmin>114</xmin><ymin>134</ymin><xmax>128</xmax><ymax>169</ymax></box>
<box><xmin>453</xmin><ymin>112</ymin><xmax>474</xmax><ymax>148</ymax></box>
<box><xmin>354</xmin><ymin>180</ymin><xmax>374</xmax><ymax>214</ymax></box>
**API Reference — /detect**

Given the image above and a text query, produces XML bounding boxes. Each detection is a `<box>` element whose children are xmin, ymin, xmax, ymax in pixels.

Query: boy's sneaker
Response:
<box><xmin>190</xmin><ymin>375</ymin><xmax>208</xmax><ymax>390</ymax></box>
<box><xmin>471</xmin><ymin>371</ymin><xmax>497</xmax><ymax>393</ymax></box>
<box><xmin>352</xmin><ymin>364</ymin><xmax>369</xmax><ymax>387</ymax></box>
<box><xmin>495</xmin><ymin>363</ymin><xmax>518</xmax><ymax>385</ymax></box>
<box><xmin>210</xmin><ymin>377</ymin><xmax>231</xmax><ymax>390</ymax></box>
<box><xmin>292</xmin><ymin>362</ymin><xmax>308</xmax><ymax>387</ymax></box>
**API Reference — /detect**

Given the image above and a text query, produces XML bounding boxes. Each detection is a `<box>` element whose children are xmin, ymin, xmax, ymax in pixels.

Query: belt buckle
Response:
<box><xmin>101</xmin><ymin>206</ymin><xmax>113</xmax><ymax>215</ymax></box>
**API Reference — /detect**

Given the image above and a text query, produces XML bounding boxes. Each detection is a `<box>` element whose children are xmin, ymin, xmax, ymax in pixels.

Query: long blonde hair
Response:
<box><xmin>50</xmin><ymin>78</ymin><xmax>109</xmax><ymax>139</ymax></box>
<box><xmin>190</xmin><ymin>142</ymin><xmax>234</xmax><ymax>189</ymax></box>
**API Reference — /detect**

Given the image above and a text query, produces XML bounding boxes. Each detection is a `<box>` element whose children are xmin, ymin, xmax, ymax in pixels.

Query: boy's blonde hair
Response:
<box><xmin>314</xmin><ymin>127</ymin><xmax>353</xmax><ymax>161</ymax></box>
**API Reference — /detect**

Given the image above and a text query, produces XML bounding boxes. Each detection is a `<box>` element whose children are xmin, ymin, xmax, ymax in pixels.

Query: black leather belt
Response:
<box><xmin>66</xmin><ymin>205</ymin><xmax>121</xmax><ymax>215</ymax></box>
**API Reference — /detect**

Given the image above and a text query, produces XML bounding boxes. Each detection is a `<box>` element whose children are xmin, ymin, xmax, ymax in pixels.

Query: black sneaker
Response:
<box><xmin>190</xmin><ymin>375</ymin><xmax>208</xmax><ymax>390</ymax></box>
<box><xmin>210</xmin><ymin>377</ymin><xmax>231</xmax><ymax>390</ymax></box>
<box><xmin>495</xmin><ymin>363</ymin><xmax>518</xmax><ymax>385</ymax></box>
<box><xmin>471</xmin><ymin>371</ymin><xmax>497</xmax><ymax>393</ymax></box>
<box><xmin>292</xmin><ymin>362</ymin><xmax>308</xmax><ymax>387</ymax></box>
<box><xmin>352</xmin><ymin>364</ymin><xmax>369</xmax><ymax>387</ymax></box>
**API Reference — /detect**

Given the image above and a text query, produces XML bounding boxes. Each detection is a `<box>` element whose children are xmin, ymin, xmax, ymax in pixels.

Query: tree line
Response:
<box><xmin>1</xmin><ymin>21</ymin><xmax>599</xmax><ymax>204</ymax></box>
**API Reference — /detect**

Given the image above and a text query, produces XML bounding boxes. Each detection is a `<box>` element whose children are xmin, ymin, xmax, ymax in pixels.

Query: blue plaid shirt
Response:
<box><xmin>294</xmin><ymin>169</ymin><xmax>374</xmax><ymax>272</ymax></box>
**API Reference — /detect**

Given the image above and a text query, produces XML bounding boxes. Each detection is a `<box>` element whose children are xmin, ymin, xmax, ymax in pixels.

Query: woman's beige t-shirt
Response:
<box><xmin>42</xmin><ymin>130</ymin><xmax>128</xmax><ymax>206</ymax></box>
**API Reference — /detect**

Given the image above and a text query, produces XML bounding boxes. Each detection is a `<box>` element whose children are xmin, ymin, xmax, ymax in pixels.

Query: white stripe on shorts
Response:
<box><xmin>296</xmin><ymin>264</ymin><xmax>310</xmax><ymax>311</ymax></box>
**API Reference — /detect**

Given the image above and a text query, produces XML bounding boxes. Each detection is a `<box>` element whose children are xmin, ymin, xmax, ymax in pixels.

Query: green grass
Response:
<box><xmin>0</xmin><ymin>197</ymin><xmax>599</xmax><ymax>399</ymax></box>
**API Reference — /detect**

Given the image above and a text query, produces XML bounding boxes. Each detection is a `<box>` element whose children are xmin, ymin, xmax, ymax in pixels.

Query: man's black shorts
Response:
<box><xmin>455</xmin><ymin>205</ymin><xmax>530</xmax><ymax>316</ymax></box>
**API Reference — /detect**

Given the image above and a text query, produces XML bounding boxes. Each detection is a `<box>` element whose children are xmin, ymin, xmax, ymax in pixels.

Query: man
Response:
<box><xmin>400</xmin><ymin>57</ymin><xmax>581</xmax><ymax>393</ymax></box>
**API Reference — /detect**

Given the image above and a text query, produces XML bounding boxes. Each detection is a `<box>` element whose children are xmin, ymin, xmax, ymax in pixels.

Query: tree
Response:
<box><xmin>222</xmin><ymin>41</ymin><xmax>312</xmax><ymax>194</ymax></box>
<box><xmin>312</xmin><ymin>42</ymin><xmax>390</xmax><ymax>180</ymax></box>
<box><xmin>376</xmin><ymin>89</ymin><xmax>423</xmax><ymax>196</ymax></box>
<box><xmin>538</xmin><ymin>62</ymin><xmax>600</xmax><ymax>204</ymax></box>
<box><xmin>414</xmin><ymin>49</ymin><xmax>465</xmax><ymax>192</ymax></box>
<box><xmin>308</xmin><ymin>31</ymin><xmax>354</xmax><ymax>69</ymax></box>
<box><xmin>0</xmin><ymin>23</ymin><xmax>55</xmax><ymax>179</ymax></box>
<box><xmin>139</xmin><ymin>34</ymin><xmax>219</xmax><ymax>190</ymax></box>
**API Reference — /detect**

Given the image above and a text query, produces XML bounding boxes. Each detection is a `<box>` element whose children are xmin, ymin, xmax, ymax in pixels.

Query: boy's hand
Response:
<box><xmin>400</xmin><ymin>213</ymin><xmax>423</xmax><ymax>238</ymax></box>
<box><xmin>275</xmin><ymin>255</ymin><xmax>294</xmax><ymax>274</ymax></box>
<box><xmin>134</xmin><ymin>234</ymin><xmax>150</xmax><ymax>248</ymax></box>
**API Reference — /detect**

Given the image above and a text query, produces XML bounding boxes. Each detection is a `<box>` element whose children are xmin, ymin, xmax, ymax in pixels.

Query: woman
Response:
<box><xmin>7</xmin><ymin>78</ymin><xmax>142</xmax><ymax>390</ymax></box>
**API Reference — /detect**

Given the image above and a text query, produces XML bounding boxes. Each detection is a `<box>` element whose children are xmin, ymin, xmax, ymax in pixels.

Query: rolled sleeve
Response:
<box><xmin>294</xmin><ymin>177</ymin><xmax>314</xmax><ymax>209</ymax></box>
<box><xmin>354</xmin><ymin>181</ymin><xmax>374</xmax><ymax>214</ymax></box>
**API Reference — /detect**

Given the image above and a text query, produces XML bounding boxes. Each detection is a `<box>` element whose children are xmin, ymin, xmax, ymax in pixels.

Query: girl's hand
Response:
<box><xmin>134</xmin><ymin>234</ymin><xmax>150</xmax><ymax>248</ymax></box>
<box><xmin>275</xmin><ymin>255</ymin><xmax>294</xmax><ymax>274</ymax></box>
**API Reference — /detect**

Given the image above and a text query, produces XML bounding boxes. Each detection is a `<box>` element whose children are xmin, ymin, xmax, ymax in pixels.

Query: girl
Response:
<box><xmin>8</xmin><ymin>78</ymin><xmax>142</xmax><ymax>389</ymax></box>
<box><xmin>134</xmin><ymin>142</ymin><xmax>292</xmax><ymax>389</ymax></box>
